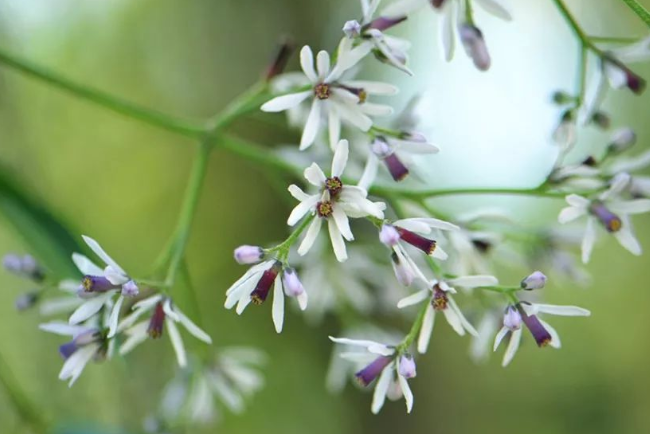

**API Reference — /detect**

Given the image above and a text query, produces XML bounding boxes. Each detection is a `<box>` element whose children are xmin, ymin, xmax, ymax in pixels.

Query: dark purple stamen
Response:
<box><xmin>432</xmin><ymin>284</ymin><xmax>449</xmax><ymax>311</ymax></box>
<box><xmin>430</xmin><ymin>0</ymin><xmax>448</xmax><ymax>8</ymax></box>
<box><xmin>396</xmin><ymin>227</ymin><xmax>436</xmax><ymax>254</ymax></box>
<box><xmin>59</xmin><ymin>341</ymin><xmax>78</xmax><ymax>360</ymax></box>
<box><xmin>314</xmin><ymin>83</ymin><xmax>331</xmax><ymax>100</ymax></box>
<box><xmin>325</xmin><ymin>176</ymin><xmax>343</xmax><ymax>196</ymax></box>
<box><xmin>517</xmin><ymin>304</ymin><xmax>552</xmax><ymax>347</ymax></box>
<box><xmin>339</xmin><ymin>85</ymin><xmax>367</xmax><ymax>103</ymax></box>
<box><xmin>148</xmin><ymin>302</ymin><xmax>166</xmax><ymax>339</ymax></box>
<box><xmin>589</xmin><ymin>201</ymin><xmax>622</xmax><ymax>233</ymax></box>
<box><xmin>82</xmin><ymin>275</ymin><xmax>120</xmax><ymax>293</ymax></box>
<box><xmin>367</xmin><ymin>16</ymin><xmax>407</xmax><ymax>32</ymax></box>
<box><xmin>383</xmin><ymin>153</ymin><xmax>409</xmax><ymax>181</ymax></box>
<box><xmin>251</xmin><ymin>262</ymin><xmax>282</xmax><ymax>305</ymax></box>
<box><xmin>355</xmin><ymin>356</ymin><xmax>393</xmax><ymax>386</ymax></box>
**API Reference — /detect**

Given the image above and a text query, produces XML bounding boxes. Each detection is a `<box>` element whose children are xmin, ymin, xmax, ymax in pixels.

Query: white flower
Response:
<box><xmin>261</xmin><ymin>42</ymin><xmax>396</xmax><ymax>150</ymax></box>
<box><xmin>38</xmin><ymin>279</ymin><xmax>85</xmax><ymax>316</ymax></box>
<box><xmin>397</xmin><ymin>275</ymin><xmax>498</xmax><ymax>353</ymax></box>
<box><xmin>558</xmin><ymin>173</ymin><xmax>650</xmax><ymax>263</ymax></box>
<box><xmin>288</xmin><ymin>140</ymin><xmax>386</xmax><ymax>262</ymax></box>
<box><xmin>117</xmin><ymin>295</ymin><xmax>212</xmax><ymax>367</ymax></box>
<box><xmin>379</xmin><ymin>217</ymin><xmax>459</xmax><ymax>285</ymax></box>
<box><xmin>364</xmin><ymin>133</ymin><xmax>439</xmax><ymax>183</ymax></box>
<box><xmin>328</xmin><ymin>337</ymin><xmax>416</xmax><ymax>414</ymax></box>
<box><xmin>68</xmin><ymin>235</ymin><xmax>139</xmax><ymax>338</ymax></box>
<box><xmin>494</xmin><ymin>302</ymin><xmax>590</xmax><ymax>366</ymax></box>
<box><xmin>224</xmin><ymin>260</ymin><xmax>307</xmax><ymax>333</ymax></box>
<box><xmin>382</xmin><ymin>0</ymin><xmax>511</xmax><ymax>67</ymax></box>
<box><xmin>39</xmin><ymin>322</ymin><xmax>108</xmax><ymax>386</ymax></box>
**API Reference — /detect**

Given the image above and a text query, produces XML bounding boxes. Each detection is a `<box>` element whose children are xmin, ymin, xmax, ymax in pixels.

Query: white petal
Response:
<box><xmin>288</xmin><ymin>184</ymin><xmax>312</xmax><ymax>202</ymax></box>
<box><xmin>608</xmin><ymin>199</ymin><xmax>650</xmax><ymax>215</ymax></box>
<box><xmin>81</xmin><ymin>235</ymin><xmax>126</xmax><ymax>276</ymax></box>
<box><xmin>328</xmin><ymin>109</ymin><xmax>341</xmax><ymax>151</ymax></box>
<box><xmin>502</xmin><ymin>328</ymin><xmax>522</xmax><ymax>367</ymax></box>
<box><xmin>449</xmin><ymin>297</ymin><xmax>478</xmax><ymax>336</ymax></box>
<box><xmin>359</xmin><ymin>103</ymin><xmax>394</xmax><ymax>117</ymax></box>
<box><xmin>581</xmin><ymin>217</ymin><xmax>597</xmax><ymax>264</ymax></box>
<box><xmin>446</xmin><ymin>275</ymin><xmax>498</xmax><ymax>288</ymax></box>
<box><xmin>332</xmin><ymin>139</ymin><xmax>349</xmax><ymax>177</ymax></box>
<box><xmin>132</xmin><ymin>294</ymin><xmax>164</xmax><ymax>311</ymax></box>
<box><xmin>300</xmin><ymin>99</ymin><xmax>322</xmax><ymax>150</ymax></box>
<box><xmin>304</xmin><ymin>163</ymin><xmax>327</xmax><ymax>187</ymax></box>
<box><xmin>72</xmin><ymin>253</ymin><xmax>103</xmax><ymax>276</ymax></box>
<box><xmin>614</xmin><ymin>223</ymin><xmax>642</xmax><ymax>255</ymax></box>
<box><xmin>119</xmin><ymin>322</ymin><xmax>149</xmax><ymax>355</ymax></box>
<box><xmin>68</xmin><ymin>292</ymin><xmax>113</xmax><ymax>325</ymax></box>
<box><xmin>566</xmin><ymin>194</ymin><xmax>590</xmax><ymax>207</ymax></box>
<box><xmin>398</xmin><ymin>374</ymin><xmax>414</xmax><ymax>413</ymax></box>
<box><xmin>493</xmin><ymin>326</ymin><xmax>509</xmax><ymax>351</ymax></box>
<box><xmin>474</xmin><ymin>0</ymin><xmax>512</xmax><ymax>20</ymax></box>
<box><xmin>107</xmin><ymin>295</ymin><xmax>124</xmax><ymax>338</ymax></box>
<box><xmin>371</xmin><ymin>364</ymin><xmax>394</xmax><ymax>414</ymax></box>
<box><xmin>332</xmin><ymin>206</ymin><xmax>354</xmax><ymax>241</ymax></box>
<box><xmin>104</xmin><ymin>265</ymin><xmax>128</xmax><ymax>286</ymax></box>
<box><xmin>60</xmin><ymin>344</ymin><xmax>96</xmax><ymax>387</ymax></box>
<box><xmin>260</xmin><ymin>91</ymin><xmax>311</xmax><ymax>112</ymax></box>
<box><xmin>328</xmin><ymin>218</ymin><xmax>348</xmax><ymax>262</ymax></box>
<box><xmin>601</xmin><ymin>173</ymin><xmax>631</xmax><ymax>200</ymax></box>
<box><xmin>382</xmin><ymin>0</ymin><xmax>427</xmax><ymax>17</ymax></box>
<box><xmin>534</xmin><ymin>304</ymin><xmax>591</xmax><ymax>317</ymax></box>
<box><xmin>417</xmin><ymin>305</ymin><xmax>435</xmax><ymax>354</ymax></box>
<box><xmin>358</xmin><ymin>154</ymin><xmax>379</xmax><ymax>191</ymax></box>
<box><xmin>443</xmin><ymin>305</ymin><xmax>465</xmax><ymax>336</ymax></box>
<box><xmin>39</xmin><ymin>322</ymin><xmax>90</xmax><ymax>336</ymax></box>
<box><xmin>39</xmin><ymin>298</ymin><xmax>83</xmax><ymax>316</ymax></box>
<box><xmin>316</xmin><ymin>50</ymin><xmax>331</xmax><ymax>80</ymax></box>
<box><xmin>298</xmin><ymin>218</ymin><xmax>322</xmax><ymax>256</ymax></box>
<box><xmin>272</xmin><ymin>277</ymin><xmax>285</xmax><ymax>333</ymax></box>
<box><xmin>558</xmin><ymin>206</ymin><xmax>587</xmax><ymax>224</ymax></box>
<box><xmin>397</xmin><ymin>289</ymin><xmax>430</xmax><ymax>309</ymax></box>
<box><xmin>299</xmin><ymin>46</ymin><xmax>318</xmax><ymax>82</ymax></box>
<box><xmin>432</xmin><ymin>245</ymin><xmax>448</xmax><ymax>260</ymax></box>
<box><xmin>296</xmin><ymin>291</ymin><xmax>308</xmax><ymax>310</ymax></box>
<box><xmin>439</xmin><ymin>5</ymin><xmax>455</xmax><ymax>61</ymax></box>
<box><xmin>538</xmin><ymin>319</ymin><xmax>561</xmax><ymax>349</ymax></box>
<box><xmin>345</xmin><ymin>80</ymin><xmax>399</xmax><ymax>95</ymax></box>
<box><xmin>162</xmin><ymin>298</ymin><xmax>181</xmax><ymax>322</ymax></box>
<box><xmin>287</xmin><ymin>196</ymin><xmax>319</xmax><ymax>226</ymax></box>
<box><xmin>177</xmin><ymin>309</ymin><xmax>213</xmax><ymax>344</ymax></box>
<box><xmin>332</xmin><ymin>101</ymin><xmax>373</xmax><ymax>131</ymax></box>
<box><xmin>166</xmin><ymin>318</ymin><xmax>187</xmax><ymax>367</ymax></box>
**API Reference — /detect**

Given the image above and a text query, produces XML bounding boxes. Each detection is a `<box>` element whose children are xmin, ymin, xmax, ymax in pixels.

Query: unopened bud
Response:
<box><xmin>265</xmin><ymin>39</ymin><xmax>295</xmax><ymax>81</ymax></box>
<box><xmin>234</xmin><ymin>245</ymin><xmax>264</xmax><ymax>264</ymax></box>
<box><xmin>2</xmin><ymin>254</ymin><xmax>22</xmax><ymax>273</ymax></box>
<box><xmin>552</xmin><ymin>91</ymin><xmax>574</xmax><ymax>105</ymax></box>
<box><xmin>282</xmin><ymin>268</ymin><xmax>304</xmax><ymax>297</ymax></box>
<box><xmin>503</xmin><ymin>305</ymin><xmax>522</xmax><ymax>330</ymax></box>
<box><xmin>15</xmin><ymin>292</ymin><xmax>38</xmax><ymax>311</ymax></box>
<box><xmin>343</xmin><ymin>20</ymin><xmax>362</xmax><ymax>38</ymax></box>
<box><xmin>591</xmin><ymin>111</ymin><xmax>611</xmax><ymax>129</ymax></box>
<box><xmin>398</xmin><ymin>354</ymin><xmax>417</xmax><ymax>378</ymax></box>
<box><xmin>122</xmin><ymin>280</ymin><xmax>139</xmax><ymax>297</ymax></box>
<box><xmin>604</xmin><ymin>57</ymin><xmax>646</xmax><ymax>95</ymax></box>
<box><xmin>391</xmin><ymin>252</ymin><xmax>414</xmax><ymax>287</ymax></box>
<box><xmin>608</xmin><ymin>127</ymin><xmax>636</xmax><ymax>154</ymax></box>
<box><xmin>459</xmin><ymin>24</ymin><xmax>491</xmax><ymax>71</ymax></box>
<box><xmin>521</xmin><ymin>271</ymin><xmax>547</xmax><ymax>290</ymax></box>
<box><xmin>379</xmin><ymin>224</ymin><xmax>400</xmax><ymax>247</ymax></box>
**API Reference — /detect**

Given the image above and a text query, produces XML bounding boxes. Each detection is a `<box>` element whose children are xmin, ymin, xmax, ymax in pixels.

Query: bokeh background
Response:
<box><xmin>0</xmin><ymin>0</ymin><xmax>649</xmax><ymax>433</ymax></box>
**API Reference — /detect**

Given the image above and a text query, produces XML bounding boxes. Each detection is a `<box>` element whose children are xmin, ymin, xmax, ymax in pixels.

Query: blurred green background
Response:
<box><xmin>0</xmin><ymin>0</ymin><xmax>649</xmax><ymax>433</ymax></box>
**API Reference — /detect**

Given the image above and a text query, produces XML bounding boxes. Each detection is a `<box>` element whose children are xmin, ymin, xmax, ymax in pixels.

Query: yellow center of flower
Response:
<box><xmin>314</xmin><ymin>83</ymin><xmax>331</xmax><ymax>100</ymax></box>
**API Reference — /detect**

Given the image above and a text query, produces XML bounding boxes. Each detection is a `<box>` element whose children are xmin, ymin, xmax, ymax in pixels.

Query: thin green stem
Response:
<box><xmin>552</xmin><ymin>0</ymin><xmax>605</xmax><ymax>55</ymax></box>
<box><xmin>0</xmin><ymin>48</ymin><xmax>207</xmax><ymax>138</ymax></box>
<box><xmin>464</xmin><ymin>0</ymin><xmax>475</xmax><ymax>24</ymax></box>
<box><xmin>0</xmin><ymin>351</ymin><xmax>48</xmax><ymax>433</ymax></box>
<box><xmin>370</xmin><ymin>185</ymin><xmax>569</xmax><ymax>200</ymax></box>
<box><xmin>396</xmin><ymin>302</ymin><xmax>429</xmax><ymax>353</ymax></box>
<box><xmin>219</xmin><ymin>134</ymin><xmax>301</xmax><ymax>176</ymax></box>
<box><xmin>589</xmin><ymin>35</ymin><xmax>642</xmax><ymax>44</ymax></box>
<box><xmin>165</xmin><ymin>141</ymin><xmax>211</xmax><ymax>287</ymax></box>
<box><xmin>269</xmin><ymin>214</ymin><xmax>315</xmax><ymax>261</ymax></box>
<box><xmin>477</xmin><ymin>285</ymin><xmax>520</xmax><ymax>294</ymax></box>
<box><xmin>577</xmin><ymin>42</ymin><xmax>588</xmax><ymax>104</ymax></box>
<box><xmin>620</xmin><ymin>0</ymin><xmax>650</xmax><ymax>28</ymax></box>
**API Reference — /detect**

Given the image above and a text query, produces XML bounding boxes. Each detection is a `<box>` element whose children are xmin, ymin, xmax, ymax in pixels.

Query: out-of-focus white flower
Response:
<box><xmin>397</xmin><ymin>275</ymin><xmax>498</xmax><ymax>353</ymax></box>
<box><xmin>224</xmin><ymin>260</ymin><xmax>307</xmax><ymax>333</ymax></box>
<box><xmin>558</xmin><ymin>173</ymin><xmax>650</xmax><ymax>262</ymax></box>
<box><xmin>288</xmin><ymin>140</ymin><xmax>386</xmax><ymax>262</ymax></box>
<box><xmin>494</xmin><ymin>302</ymin><xmax>590</xmax><ymax>366</ymax></box>
<box><xmin>118</xmin><ymin>295</ymin><xmax>212</xmax><ymax>367</ymax></box>
<box><xmin>261</xmin><ymin>42</ymin><xmax>396</xmax><ymax>150</ymax></box>
<box><xmin>329</xmin><ymin>337</ymin><xmax>416</xmax><ymax>413</ymax></box>
<box><xmin>68</xmin><ymin>235</ymin><xmax>139</xmax><ymax>338</ymax></box>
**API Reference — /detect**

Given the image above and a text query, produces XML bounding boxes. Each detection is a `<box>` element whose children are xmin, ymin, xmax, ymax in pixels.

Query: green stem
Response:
<box><xmin>477</xmin><ymin>285</ymin><xmax>520</xmax><ymax>294</ymax></box>
<box><xmin>219</xmin><ymin>134</ymin><xmax>301</xmax><ymax>176</ymax></box>
<box><xmin>589</xmin><ymin>35</ymin><xmax>642</xmax><ymax>44</ymax></box>
<box><xmin>577</xmin><ymin>42</ymin><xmax>588</xmax><ymax>104</ymax></box>
<box><xmin>269</xmin><ymin>214</ymin><xmax>315</xmax><ymax>261</ymax></box>
<box><xmin>165</xmin><ymin>141</ymin><xmax>211</xmax><ymax>287</ymax></box>
<box><xmin>0</xmin><ymin>48</ymin><xmax>206</xmax><ymax>138</ymax></box>
<box><xmin>370</xmin><ymin>185</ymin><xmax>568</xmax><ymax>200</ymax></box>
<box><xmin>396</xmin><ymin>302</ymin><xmax>429</xmax><ymax>353</ymax></box>
<box><xmin>464</xmin><ymin>0</ymin><xmax>475</xmax><ymax>24</ymax></box>
<box><xmin>0</xmin><ymin>351</ymin><xmax>48</xmax><ymax>433</ymax></box>
<box><xmin>620</xmin><ymin>0</ymin><xmax>650</xmax><ymax>27</ymax></box>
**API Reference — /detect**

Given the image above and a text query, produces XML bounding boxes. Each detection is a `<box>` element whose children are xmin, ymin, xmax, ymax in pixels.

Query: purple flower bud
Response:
<box><xmin>122</xmin><ymin>280</ymin><xmax>139</xmax><ymax>297</ymax></box>
<box><xmin>15</xmin><ymin>292</ymin><xmax>38</xmax><ymax>311</ymax></box>
<box><xmin>608</xmin><ymin>127</ymin><xmax>636</xmax><ymax>154</ymax></box>
<box><xmin>398</xmin><ymin>354</ymin><xmax>417</xmax><ymax>378</ymax></box>
<box><xmin>2</xmin><ymin>254</ymin><xmax>23</xmax><ymax>273</ymax></box>
<box><xmin>343</xmin><ymin>20</ymin><xmax>362</xmax><ymax>38</ymax></box>
<box><xmin>3</xmin><ymin>254</ymin><xmax>44</xmax><ymax>281</ymax></box>
<box><xmin>503</xmin><ymin>305</ymin><xmax>522</xmax><ymax>330</ymax></box>
<box><xmin>251</xmin><ymin>262</ymin><xmax>282</xmax><ymax>305</ymax></box>
<box><xmin>355</xmin><ymin>356</ymin><xmax>393</xmax><ymax>386</ymax></box>
<box><xmin>521</xmin><ymin>271</ymin><xmax>547</xmax><ymax>290</ymax></box>
<box><xmin>282</xmin><ymin>268</ymin><xmax>304</xmax><ymax>297</ymax></box>
<box><xmin>459</xmin><ymin>24</ymin><xmax>491</xmax><ymax>71</ymax></box>
<box><xmin>391</xmin><ymin>252</ymin><xmax>414</xmax><ymax>287</ymax></box>
<box><xmin>234</xmin><ymin>245</ymin><xmax>264</xmax><ymax>265</ymax></box>
<box><xmin>589</xmin><ymin>201</ymin><xmax>622</xmax><ymax>233</ymax></box>
<box><xmin>148</xmin><ymin>302</ymin><xmax>166</xmax><ymax>339</ymax></box>
<box><xmin>379</xmin><ymin>224</ymin><xmax>401</xmax><ymax>247</ymax></box>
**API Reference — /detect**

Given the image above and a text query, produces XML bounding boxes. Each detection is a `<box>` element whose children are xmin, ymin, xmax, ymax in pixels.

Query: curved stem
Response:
<box><xmin>0</xmin><ymin>48</ymin><xmax>207</xmax><ymax>138</ymax></box>
<box><xmin>620</xmin><ymin>0</ymin><xmax>650</xmax><ymax>28</ymax></box>
<box><xmin>396</xmin><ymin>302</ymin><xmax>429</xmax><ymax>353</ymax></box>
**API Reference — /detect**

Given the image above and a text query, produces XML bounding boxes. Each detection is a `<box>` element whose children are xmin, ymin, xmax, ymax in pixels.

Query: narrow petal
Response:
<box><xmin>558</xmin><ymin>206</ymin><xmax>587</xmax><ymax>224</ymax></box>
<box><xmin>272</xmin><ymin>277</ymin><xmax>285</xmax><ymax>333</ymax></box>
<box><xmin>534</xmin><ymin>304</ymin><xmax>591</xmax><ymax>317</ymax></box>
<box><xmin>371</xmin><ymin>364</ymin><xmax>393</xmax><ymax>414</ymax></box>
<box><xmin>449</xmin><ymin>297</ymin><xmax>479</xmax><ymax>336</ymax></box>
<box><xmin>493</xmin><ymin>326</ymin><xmax>509</xmax><ymax>351</ymax></box>
<box><xmin>316</xmin><ymin>50</ymin><xmax>331</xmax><ymax>80</ymax></box>
<box><xmin>328</xmin><ymin>218</ymin><xmax>348</xmax><ymax>262</ymax></box>
<box><xmin>502</xmin><ymin>328</ymin><xmax>522</xmax><ymax>367</ymax></box>
<box><xmin>39</xmin><ymin>322</ymin><xmax>90</xmax><ymax>336</ymax></box>
<box><xmin>417</xmin><ymin>305</ymin><xmax>435</xmax><ymax>354</ymax></box>
<box><xmin>72</xmin><ymin>253</ymin><xmax>103</xmax><ymax>276</ymax></box>
<box><xmin>287</xmin><ymin>196</ymin><xmax>319</xmax><ymax>226</ymax></box>
<box><xmin>398</xmin><ymin>374</ymin><xmax>414</xmax><ymax>413</ymax></box>
<box><xmin>439</xmin><ymin>5</ymin><xmax>455</xmax><ymax>61</ymax></box>
<box><xmin>447</xmin><ymin>275</ymin><xmax>498</xmax><ymax>288</ymax></box>
<box><xmin>474</xmin><ymin>0</ymin><xmax>512</xmax><ymax>20</ymax></box>
<box><xmin>69</xmin><ymin>293</ymin><xmax>113</xmax><ymax>325</ymax></box>
<box><xmin>538</xmin><ymin>319</ymin><xmax>561</xmax><ymax>349</ymax></box>
<box><xmin>304</xmin><ymin>163</ymin><xmax>327</xmax><ymax>187</ymax></box>
<box><xmin>296</xmin><ymin>291</ymin><xmax>308</xmax><ymax>310</ymax></box>
<box><xmin>358</xmin><ymin>154</ymin><xmax>379</xmax><ymax>191</ymax></box>
<box><xmin>176</xmin><ymin>309</ymin><xmax>213</xmax><ymax>344</ymax></box>
<box><xmin>298</xmin><ymin>218</ymin><xmax>322</xmax><ymax>256</ymax></box>
<box><xmin>328</xmin><ymin>109</ymin><xmax>341</xmax><ymax>151</ymax></box>
<box><xmin>443</xmin><ymin>306</ymin><xmax>465</xmax><ymax>336</ymax></box>
<box><xmin>332</xmin><ymin>101</ymin><xmax>373</xmax><ymax>131</ymax></box>
<box><xmin>397</xmin><ymin>289</ymin><xmax>430</xmax><ymax>309</ymax></box>
<box><xmin>332</xmin><ymin>206</ymin><xmax>354</xmax><ymax>241</ymax></box>
<box><xmin>260</xmin><ymin>91</ymin><xmax>311</xmax><ymax>112</ymax></box>
<box><xmin>614</xmin><ymin>222</ymin><xmax>642</xmax><ymax>255</ymax></box>
<box><xmin>608</xmin><ymin>199</ymin><xmax>650</xmax><ymax>215</ymax></box>
<box><xmin>300</xmin><ymin>46</ymin><xmax>318</xmax><ymax>82</ymax></box>
<box><xmin>300</xmin><ymin>99</ymin><xmax>322</xmax><ymax>150</ymax></box>
<box><xmin>581</xmin><ymin>218</ymin><xmax>597</xmax><ymax>263</ymax></box>
<box><xmin>288</xmin><ymin>184</ymin><xmax>312</xmax><ymax>202</ymax></box>
<box><xmin>331</xmin><ymin>139</ymin><xmax>349</xmax><ymax>177</ymax></box>
<box><xmin>166</xmin><ymin>318</ymin><xmax>187</xmax><ymax>367</ymax></box>
<box><xmin>162</xmin><ymin>299</ymin><xmax>181</xmax><ymax>322</ymax></box>
<box><xmin>60</xmin><ymin>344</ymin><xmax>96</xmax><ymax>387</ymax></box>
<box><xmin>566</xmin><ymin>194</ymin><xmax>590</xmax><ymax>207</ymax></box>
<box><xmin>345</xmin><ymin>80</ymin><xmax>399</xmax><ymax>95</ymax></box>
<box><xmin>107</xmin><ymin>295</ymin><xmax>124</xmax><ymax>338</ymax></box>
<box><xmin>81</xmin><ymin>235</ymin><xmax>126</xmax><ymax>275</ymax></box>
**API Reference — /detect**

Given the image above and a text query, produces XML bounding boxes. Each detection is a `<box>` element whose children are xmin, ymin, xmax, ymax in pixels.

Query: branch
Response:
<box><xmin>621</xmin><ymin>0</ymin><xmax>650</xmax><ymax>28</ymax></box>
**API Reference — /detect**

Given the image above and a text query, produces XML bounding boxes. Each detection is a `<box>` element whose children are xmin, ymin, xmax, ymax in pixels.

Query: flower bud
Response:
<box><xmin>398</xmin><ymin>354</ymin><xmax>417</xmax><ymax>378</ymax></box>
<box><xmin>521</xmin><ymin>271</ymin><xmax>547</xmax><ymax>290</ymax></box>
<box><xmin>391</xmin><ymin>252</ymin><xmax>414</xmax><ymax>287</ymax></box>
<box><xmin>343</xmin><ymin>20</ymin><xmax>362</xmax><ymax>38</ymax></box>
<box><xmin>608</xmin><ymin>127</ymin><xmax>636</xmax><ymax>154</ymax></box>
<box><xmin>15</xmin><ymin>292</ymin><xmax>38</xmax><ymax>311</ymax></box>
<box><xmin>265</xmin><ymin>39</ymin><xmax>295</xmax><ymax>81</ymax></box>
<box><xmin>459</xmin><ymin>24</ymin><xmax>491</xmax><ymax>71</ymax></box>
<box><xmin>122</xmin><ymin>280</ymin><xmax>140</xmax><ymax>297</ymax></box>
<box><xmin>603</xmin><ymin>57</ymin><xmax>646</xmax><ymax>95</ymax></box>
<box><xmin>503</xmin><ymin>305</ymin><xmax>522</xmax><ymax>330</ymax></box>
<box><xmin>367</xmin><ymin>16</ymin><xmax>407</xmax><ymax>32</ymax></box>
<box><xmin>2</xmin><ymin>254</ymin><xmax>22</xmax><ymax>273</ymax></box>
<box><xmin>234</xmin><ymin>245</ymin><xmax>264</xmax><ymax>264</ymax></box>
<box><xmin>282</xmin><ymin>268</ymin><xmax>304</xmax><ymax>297</ymax></box>
<box><xmin>590</xmin><ymin>111</ymin><xmax>611</xmax><ymax>129</ymax></box>
<box><xmin>379</xmin><ymin>224</ymin><xmax>400</xmax><ymax>247</ymax></box>
<box><xmin>552</xmin><ymin>91</ymin><xmax>574</xmax><ymax>105</ymax></box>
